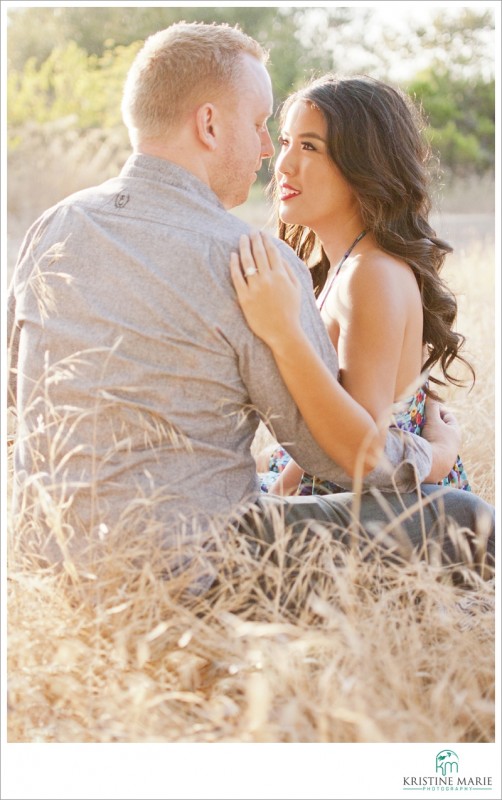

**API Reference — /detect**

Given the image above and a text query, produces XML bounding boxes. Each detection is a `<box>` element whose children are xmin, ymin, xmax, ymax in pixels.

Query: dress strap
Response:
<box><xmin>319</xmin><ymin>230</ymin><xmax>367</xmax><ymax>310</ymax></box>
<box><xmin>337</xmin><ymin>229</ymin><xmax>367</xmax><ymax>273</ymax></box>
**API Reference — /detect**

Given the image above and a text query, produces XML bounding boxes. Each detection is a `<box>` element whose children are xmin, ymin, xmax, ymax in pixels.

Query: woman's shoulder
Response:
<box><xmin>334</xmin><ymin>248</ymin><xmax>420</xmax><ymax>318</ymax></box>
<box><xmin>351</xmin><ymin>246</ymin><xmax>411</xmax><ymax>274</ymax></box>
<box><xmin>346</xmin><ymin>247</ymin><xmax>418</xmax><ymax>293</ymax></box>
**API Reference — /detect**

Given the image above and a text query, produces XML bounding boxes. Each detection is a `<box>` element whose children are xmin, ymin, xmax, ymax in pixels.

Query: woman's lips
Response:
<box><xmin>280</xmin><ymin>183</ymin><xmax>300</xmax><ymax>201</ymax></box>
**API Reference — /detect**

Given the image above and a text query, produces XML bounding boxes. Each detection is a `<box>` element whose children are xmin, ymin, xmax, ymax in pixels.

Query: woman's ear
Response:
<box><xmin>195</xmin><ymin>103</ymin><xmax>218</xmax><ymax>151</ymax></box>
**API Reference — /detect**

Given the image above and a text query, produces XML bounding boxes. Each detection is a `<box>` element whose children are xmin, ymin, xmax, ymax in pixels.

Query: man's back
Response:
<box><xmin>10</xmin><ymin>153</ymin><xmax>435</xmax><ymax>563</ymax></box>
<box><xmin>11</xmin><ymin>155</ymin><xmax>273</xmax><ymax>545</ymax></box>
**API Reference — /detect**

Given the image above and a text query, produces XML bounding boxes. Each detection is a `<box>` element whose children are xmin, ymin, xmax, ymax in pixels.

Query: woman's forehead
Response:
<box><xmin>282</xmin><ymin>100</ymin><xmax>326</xmax><ymax>133</ymax></box>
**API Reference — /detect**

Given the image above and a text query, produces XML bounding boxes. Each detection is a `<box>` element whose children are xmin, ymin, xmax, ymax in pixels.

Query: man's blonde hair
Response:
<box><xmin>122</xmin><ymin>21</ymin><xmax>268</xmax><ymax>144</ymax></box>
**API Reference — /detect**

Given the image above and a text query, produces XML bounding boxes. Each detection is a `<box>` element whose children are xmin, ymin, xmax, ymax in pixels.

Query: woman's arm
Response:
<box><xmin>231</xmin><ymin>232</ymin><xmax>460</xmax><ymax>482</ymax></box>
<box><xmin>231</xmin><ymin>233</ymin><xmax>384</xmax><ymax>477</ymax></box>
<box><xmin>268</xmin><ymin>458</ymin><xmax>304</xmax><ymax>496</ymax></box>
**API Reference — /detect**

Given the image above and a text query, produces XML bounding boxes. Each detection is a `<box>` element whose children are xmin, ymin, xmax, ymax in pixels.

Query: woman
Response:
<box><xmin>230</xmin><ymin>75</ymin><xmax>472</xmax><ymax>495</ymax></box>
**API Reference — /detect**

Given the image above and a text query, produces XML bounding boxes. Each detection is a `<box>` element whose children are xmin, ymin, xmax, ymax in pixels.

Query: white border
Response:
<box><xmin>1</xmin><ymin>3</ymin><xmax>500</xmax><ymax>799</ymax></box>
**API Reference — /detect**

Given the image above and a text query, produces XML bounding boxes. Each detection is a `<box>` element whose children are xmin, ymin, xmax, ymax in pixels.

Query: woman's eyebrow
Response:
<box><xmin>280</xmin><ymin>130</ymin><xmax>326</xmax><ymax>142</ymax></box>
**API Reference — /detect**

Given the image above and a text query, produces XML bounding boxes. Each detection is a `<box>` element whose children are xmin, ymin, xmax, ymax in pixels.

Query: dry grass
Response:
<box><xmin>6</xmin><ymin>133</ymin><xmax>496</xmax><ymax>745</ymax></box>
<box><xmin>436</xmin><ymin>241</ymin><xmax>495</xmax><ymax>506</ymax></box>
<box><xmin>7</xmin><ymin>509</ymin><xmax>495</xmax><ymax>744</ymax></box>
<box><xmin>7</xmin><ymin>122</ymin><xmax>129</xmax><ymax>278</ymax></box>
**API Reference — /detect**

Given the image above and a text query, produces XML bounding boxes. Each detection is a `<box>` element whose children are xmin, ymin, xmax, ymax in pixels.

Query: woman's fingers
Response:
<box><xmin>238</xmin><ymin>234</ymin><xmax>259</xmax><ymax>277</ymax></box>
<box><xmin>235</xmin><ymin>231</ymin><xmax>300</xmax><ymax>295</ymax></box>
<box><xmin>240</xmin><ymin>230</ymin><xmax>280</xmax><ymax>275</ymax></box>
<box><xmin>230</xmin><ymin>252</ymin><xmax>249</xmax><ymax>299</ymax></box>
<box><xmin>249</xmin><ymin>231</ymin><xmax>272</xmax><ymax>273</ymax></box>
<box><xmin>230</xmin><ymin>233</ymin><xmax>303</xmax><ymax>345</ymax></box>
<box><xmin>261</xmin><ymin>232</ymin><xmax>300</xmax><ymax>287</ymax></box>
<box><xmin>281</xmin><ymin>256</ymin><xmax>300</xmax><ymax>288</ymax></box>
<box><xmin>261</xmin><ymin>231</ymin><xmax>285</xmax><ymax>271</ymax></box>
<box><xmin>239</xmin><ymin>231</ymin><xmax>298</xmax><ymax>283</ymax></box>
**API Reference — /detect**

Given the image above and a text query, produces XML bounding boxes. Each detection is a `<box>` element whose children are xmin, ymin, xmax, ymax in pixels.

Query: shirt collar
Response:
<box><xmin>120</xmin><ymin>153</ymin><xmax>225</xmax><ymax>210</ymax></box>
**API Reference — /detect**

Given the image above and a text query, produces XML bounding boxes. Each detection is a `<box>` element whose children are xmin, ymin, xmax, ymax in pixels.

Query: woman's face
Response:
<box><xmin>275</xmin><ymin>100</ymin><xmax>358</xmax><ymax>233</ymax></box>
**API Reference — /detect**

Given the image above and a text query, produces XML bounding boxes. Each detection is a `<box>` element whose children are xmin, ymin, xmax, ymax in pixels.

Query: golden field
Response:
<box><xmin>5</xmin><ymin>147</ymin><xmax>497</xmax><ymax>746</ymax></box>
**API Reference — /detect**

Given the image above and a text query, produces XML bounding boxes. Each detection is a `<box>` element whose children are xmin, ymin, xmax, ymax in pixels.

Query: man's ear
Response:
<box><xmin>195</xmin><ymin>103</ymin><xmax>219</xmax><ymax>151</ymax></box>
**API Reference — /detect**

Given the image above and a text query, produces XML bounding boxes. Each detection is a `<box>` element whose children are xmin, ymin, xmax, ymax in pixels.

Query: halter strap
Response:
<box><xmin>319</xmin><ymin>230</ymin><xmax>367</xmax><ymax>310</ymax></box>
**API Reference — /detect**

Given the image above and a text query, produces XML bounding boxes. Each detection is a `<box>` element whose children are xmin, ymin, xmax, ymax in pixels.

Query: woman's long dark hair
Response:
<box><xmin>275</xmin><ymin>75</ymin><xmax>474</xmax><ymax>394</ymax></box>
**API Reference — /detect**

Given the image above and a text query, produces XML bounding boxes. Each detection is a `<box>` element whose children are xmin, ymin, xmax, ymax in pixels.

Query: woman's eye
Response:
<box><xmin>278</xmin><ymin>137</ymin><xmax>317</xmax><ymax>151</ymax></box>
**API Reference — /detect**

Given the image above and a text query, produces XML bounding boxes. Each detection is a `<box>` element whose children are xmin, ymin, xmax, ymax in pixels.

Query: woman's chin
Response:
<box><xmin>279</xmin><ymin>207</ymin><xmax>301</xmax><ymax>226</ymax></box>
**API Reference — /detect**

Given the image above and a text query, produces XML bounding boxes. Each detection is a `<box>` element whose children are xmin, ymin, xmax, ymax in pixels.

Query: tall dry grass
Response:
<box><xmin>6</xmin><ymin>133</ymin><xmax>496</xmax><ymax>744</ymax></box>
<box><xmin>437</xmin><ymin>240</ymin><xmax>495</xmax><ymax>506</ymax></box>
<box><xmin>7</xmin><ymin>520</ymin><xmax>495</xmax><ymax>744</ymax></box>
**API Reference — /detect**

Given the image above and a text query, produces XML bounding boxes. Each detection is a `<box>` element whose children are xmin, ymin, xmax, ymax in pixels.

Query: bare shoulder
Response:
<box><xmin>350</xmin><ymin>248</ymin><xmax>417</xmax><ymax>282</ymax></box>
<box><xmin>344</xmin><ymin>248</ymin><xmax>420</xmax><ymax>301</ymax></box>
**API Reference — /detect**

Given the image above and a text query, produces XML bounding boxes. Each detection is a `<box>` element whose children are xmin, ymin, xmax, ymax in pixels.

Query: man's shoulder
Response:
<box><xmin>30</xmin><ymin>174</ymin><xmax>123</xmax><ymax>225</ymax></box>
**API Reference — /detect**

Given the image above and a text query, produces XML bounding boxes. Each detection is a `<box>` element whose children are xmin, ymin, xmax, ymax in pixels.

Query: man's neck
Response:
<box><xmin>136</xmin><ymin>139</ymin><xmax>210</xmax><ymax>188</ymax></box>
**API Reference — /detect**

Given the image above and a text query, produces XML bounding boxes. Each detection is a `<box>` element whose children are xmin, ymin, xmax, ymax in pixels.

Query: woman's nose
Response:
<box><xmin>275</xmin><ymin>147</ymin><xmax>293</xmax><ymax>177</ymax></box>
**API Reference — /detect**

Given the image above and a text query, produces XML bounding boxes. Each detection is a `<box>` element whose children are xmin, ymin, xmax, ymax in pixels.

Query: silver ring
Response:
<box><xmin>244</xmin><ymin>267</ymin><xmax>258</xmax><ymax>277</ymax></box>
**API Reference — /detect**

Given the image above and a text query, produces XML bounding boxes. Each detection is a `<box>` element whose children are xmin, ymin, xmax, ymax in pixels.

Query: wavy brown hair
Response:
<box><xmin>274</xmin><ymin>74</ymin><xmax>474</xmax><ymax>395</ymax></box>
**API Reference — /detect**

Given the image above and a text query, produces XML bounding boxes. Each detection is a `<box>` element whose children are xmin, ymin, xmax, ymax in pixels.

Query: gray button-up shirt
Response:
<box><xmin>8</xmin><ymin>154</ymin><xmax>431</xmax><ymax>548</ymax></box>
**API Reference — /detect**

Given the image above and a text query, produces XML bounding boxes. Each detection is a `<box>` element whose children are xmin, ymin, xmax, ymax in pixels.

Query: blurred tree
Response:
<box><xmin>6</xmin><ymin>4</ymin><xmax>495</xmax><ymax>177</ymax></box>
<box><xmin>312</xmin><ymin>5</ymin><xmax>496</xmax><ymax>176</ymax></box>
<box><xmin>6</xmin><ymin>5</ymin><xmax>351</xmax><ymax>100</ymax></box>
<box><xmin>401</xmin><ymin>7</ymin><xmax>495</xmax><ymax>81</ymax></box>
<box><xmin>6</xmin><ymin>3</ymin><xmax>340</xmax><ymax>181</ymax></box>
<box><xmin>7</xmin><ymin>40</ymin><xmax>141</xmax><ymax>131</ymax></box>
<box><xmin>402</xmin><ymin>8</ymin><xmax>495</xmax><ymax>176</ymax></box>
<box><xmin>409</xmin><ymin>69</ymin><xmax>495</xmax><ymax>175</ymax></box>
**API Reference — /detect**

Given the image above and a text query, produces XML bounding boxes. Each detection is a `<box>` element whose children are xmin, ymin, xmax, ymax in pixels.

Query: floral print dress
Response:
<box><xmin>259</xmin><ymin>382</ymin><xmax>471</xmax><ymax>495</ymax></box>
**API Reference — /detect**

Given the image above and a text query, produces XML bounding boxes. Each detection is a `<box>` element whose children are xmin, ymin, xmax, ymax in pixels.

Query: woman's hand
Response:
<box><xmin>230</xmin><ymin>231</ymin><xmax>303</xmax><ymax>350</ymax></box>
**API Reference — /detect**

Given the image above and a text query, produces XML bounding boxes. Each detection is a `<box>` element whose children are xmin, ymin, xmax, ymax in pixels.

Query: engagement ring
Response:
<box><xmin>244</xmin><ymin>267</ymin><xmax>258</xmax><ymax>277</ymax></box>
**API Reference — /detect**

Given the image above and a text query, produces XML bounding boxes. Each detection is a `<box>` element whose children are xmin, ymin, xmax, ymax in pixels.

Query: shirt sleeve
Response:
<box><xmin>235</xmin><ymin>240</ymin><xmax>432</xmax><ymax>493</ymax></box>
<box><xmin>7</xmin><ymin>208</ymin><xmax>58</xmax><ymax>410</ymax></box>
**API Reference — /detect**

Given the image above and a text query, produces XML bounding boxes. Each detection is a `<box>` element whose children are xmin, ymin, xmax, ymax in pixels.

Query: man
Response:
<box><xmin>8</xmin><ymin>22</ymin><xmax>493</xmax><ymax>577</ymax></box>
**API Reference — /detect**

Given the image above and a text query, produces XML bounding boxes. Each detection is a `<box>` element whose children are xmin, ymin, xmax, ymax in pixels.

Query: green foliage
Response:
<box><xmin>6</xmin><ymin>5</ymin><xmax>495</xmax><ymax>176</ymax></box>
<box><xmin>408</xmin><ymin>70</ymin><xmax>495</xmax><ymax>175</ymax></box>
<box><xmin>6</xmin><ymin>5</ymin><xmax>329</xmax><ymax>105</ymax></box>
<box><xmin>8</xmin><ymin>40</ymin><xmax>141</xmax><ymax>132</ymax></box>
